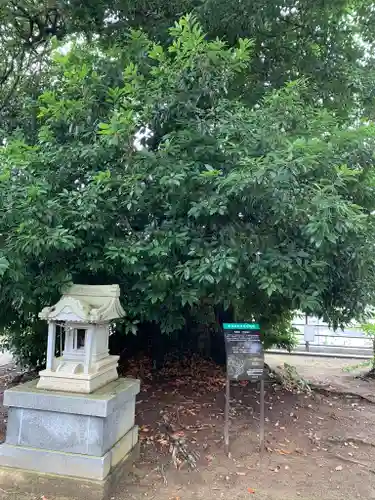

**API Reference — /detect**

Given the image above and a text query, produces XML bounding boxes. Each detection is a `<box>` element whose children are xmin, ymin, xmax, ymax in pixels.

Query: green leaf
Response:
<box><xmin>0</xmin><ymin>257</ymin><xmax>9</xmax><ymax>277</ymax></box>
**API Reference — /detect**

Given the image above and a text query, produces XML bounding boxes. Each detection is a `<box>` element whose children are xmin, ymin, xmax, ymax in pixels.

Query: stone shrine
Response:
<box><xmin>0</xmin><ymin>284</ymin><xmax>140</xmax><ymax>495</ymax></box>
<box><xmin>37</xmin><ymin>284</ymin><xmax>124</xmax><ymax>393</ymax></box>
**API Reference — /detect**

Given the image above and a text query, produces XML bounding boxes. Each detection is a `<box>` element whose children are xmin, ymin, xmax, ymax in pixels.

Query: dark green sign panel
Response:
<box><xmin>223</xmin><ymin>323</ymin><xmax>260</xmax><ymax>330</ymax></box>
<box><xmin>224</xmin><ymin>323</ymin><xmax>264</xmax><ymax>381</ymax></box>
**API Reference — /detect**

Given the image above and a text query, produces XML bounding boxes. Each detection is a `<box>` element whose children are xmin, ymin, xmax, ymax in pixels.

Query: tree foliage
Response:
<box><xmin>2</xmin><ymin>0</ymin><xmax>375</xmax><ymax>140</ymax></box>
<box><xmin>1</xmin><ymin>16</ymin><xmax>375</xmax><ymax>365</ymax></box>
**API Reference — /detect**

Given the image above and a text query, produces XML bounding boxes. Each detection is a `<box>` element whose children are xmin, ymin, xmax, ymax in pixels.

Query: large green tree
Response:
<box><xmin>1</xmin><ymin>17</ymin><xmax>375</xmax><ymax>366</ymax></box>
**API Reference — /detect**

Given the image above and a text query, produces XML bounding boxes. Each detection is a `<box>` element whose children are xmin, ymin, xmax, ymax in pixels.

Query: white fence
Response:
<box><xmin>284</xmin><ymin>315</ymin><xmax>374</xmax><ymax>358</ymax></box>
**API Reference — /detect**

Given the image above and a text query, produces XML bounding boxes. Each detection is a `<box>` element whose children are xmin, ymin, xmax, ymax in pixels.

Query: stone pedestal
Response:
<box><xmin>0</xmin><ymin>377</ymin><xmax>140</xmax><ymax>481</ymax></box>
<box><xmin>0</xmin><ymin>443</ymin><xmax>140</xmax><ymax>500</ymax></box>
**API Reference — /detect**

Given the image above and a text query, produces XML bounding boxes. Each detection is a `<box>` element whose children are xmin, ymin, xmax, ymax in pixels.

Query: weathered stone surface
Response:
<box><xmin>103</xmin><ymin>399</ymin><xmax>135</xmax><ymax>454</ymax></box>
<box><xmin>6</xmin><ymin>407</ymin><xmax>103</xmax><ymax>455</ymax></box>
<box><xmin>0</xmin><ymin>426</ymin><xmax>138</xmax><ymax>481</ymax></box>
<box><xmin>5</xmin><ymin>406</ymin><xmax>136</xmax><ymax>456</ymax></box>
<box><xmin>0</xmin><ymin>377</ymin><xmax>140</xmax><ymax>482</ymax></box>
<box><xmin>4</xmin><ymin>377</ymin><xmax>140</xmax><ymax>417</ymax></box>
<box><xmin>3</xmin><ymin>379</ymin><xmax>138</xmax><ymax>456</ymax></box>
<box><xmin>111</xmin><ymin>424</ymin><xmax>138</xmax><ymax>468</ymax></box>
<box><xmin>0</xmin><ymin>442</ymin><xmax>140</xmax><ymax>500</ymax></box>
<box><xmin>0</xmin><ymin>442</ymin><xmax>111</xmax><ymax>480</ymax></box>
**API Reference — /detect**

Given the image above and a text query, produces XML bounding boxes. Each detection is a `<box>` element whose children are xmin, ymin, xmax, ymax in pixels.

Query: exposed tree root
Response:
<box><xmin>269</xmin><ymin>363</ymin><xmax>312</xmax><ymax>394</ymax></box>
<box><xmin>335</xmin><ymin>454</ymin><xmax>375</xmax><ymax>474</ymax></box>
<box><xmin>270</xmin><ymin>363</ymin><xmax>375</xmax><ymax>403</ymax></box>
<box><xmin>328</xmin><ymin>436</ymin><xmax>375</xmax><ymax>448</ymax></box>
<box><xmin>311</xmin><ymin>385</ymin><xmax>375</xmax><ymax>404</ymax></box>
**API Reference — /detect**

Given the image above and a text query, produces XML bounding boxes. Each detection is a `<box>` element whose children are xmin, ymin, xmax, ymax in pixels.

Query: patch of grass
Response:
<box><xmin>342</xmin><ymin>360</ymin><xmax>372</xmax><ymax>373</ymax></box>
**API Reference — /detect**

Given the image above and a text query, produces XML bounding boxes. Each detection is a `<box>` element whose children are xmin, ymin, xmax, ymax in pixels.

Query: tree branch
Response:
<box><xmin>0</xmin><ymin>48</ymin><xmax>26</xmax><ymax>112</ymax></box>
<box><xmin>0</xmin><ymin>59</ymin><xmax>15</xmax><ymax>87</ymax></box>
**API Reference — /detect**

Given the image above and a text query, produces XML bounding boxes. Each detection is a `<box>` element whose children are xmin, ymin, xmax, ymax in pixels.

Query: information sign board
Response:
<box><xmin>223</xmin><ymin>323</ymin><xmax>264</xmax><ymax>381</ymax></box>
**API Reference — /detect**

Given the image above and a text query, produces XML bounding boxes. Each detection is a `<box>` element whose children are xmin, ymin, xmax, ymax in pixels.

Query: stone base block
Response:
<box><xmin>37</xmin><ymin>355</ymin><xmax>120</xmax><ymax>393</ymax></box>
<box><xmin>3</xmin><ymin>377</ymin><xmax>140</xmax><ymax>416</ymax></box>
<box><xmin>0</xmin><ymin>425</ymin><xmax>138</xmax><ymax>480</ymax></box>
<box><xmin>0</xmin><ymin>442</ymin><xmax>140</xmax><ymax>500</ymax></box>
<box><xmin>3</xmin><ymin>378</ymin><xmax>140</xmax><ymax>457</ymax></box>
<box><xmin>0</xmin><ymin>377</ymin><xmax>141</xmax><ymax>482</ymax></box>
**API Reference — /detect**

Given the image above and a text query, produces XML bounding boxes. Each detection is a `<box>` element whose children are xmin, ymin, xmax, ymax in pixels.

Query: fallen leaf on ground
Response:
<box><xmin>157</xmin><ymin>437</ymin><xmax>169</xmax><ymax>446</ymax></box>
<box><xmin>275</xmin><ymin>449</ymin><xmax>292</xmax><ymax>455</ymax></box>
<box><xmin>172</xmin><ymin>431</ymin><xmax>185</xmax><ymax>438</ymax></box>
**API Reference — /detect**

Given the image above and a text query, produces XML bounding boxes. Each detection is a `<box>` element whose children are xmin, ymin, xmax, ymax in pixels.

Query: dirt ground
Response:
<box><xmin>1</xmin><ymin>355</ymin><xmax>375</xmax><ymax>500</ymax></box>
<box><xmin>266</xmin><ymin>353</ymin><xmax>375</xmax><ymax>401</ymax></box>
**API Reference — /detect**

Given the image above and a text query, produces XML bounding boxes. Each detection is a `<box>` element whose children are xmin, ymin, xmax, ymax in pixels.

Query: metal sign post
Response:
<box><xmin>223</xmin><ymin>323</ymin><xmax>265</xmax><ymax>455</ymax></box>
<box><xmin>224</xmin><ymin>377</ymin><xmax>230</xmax><ymax>455</ymax></box>
<box><xmin>260</xmin><ymin>378</ymin><xmax>265</xmax><ymax>455</ymax></box>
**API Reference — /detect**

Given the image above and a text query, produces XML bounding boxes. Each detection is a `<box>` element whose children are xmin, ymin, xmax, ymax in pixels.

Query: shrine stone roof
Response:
<box><xmin>39</xmin><ymin>284</ymin><xmax>125</xmax><ymax>323</ymax></box>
